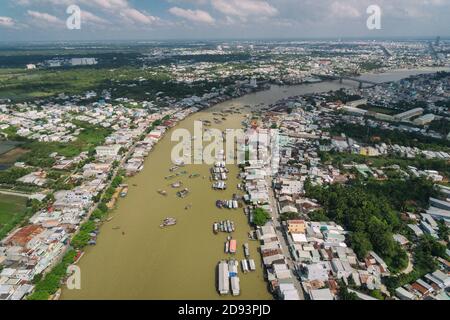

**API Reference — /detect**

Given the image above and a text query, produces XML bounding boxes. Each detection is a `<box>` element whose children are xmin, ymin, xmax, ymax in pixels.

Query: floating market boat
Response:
<box><xmin>189</xmin><ymin>173</ymin><xmax>200</xmax><ymax>179</ymax></box>
<box><xmin>171</xmin><ymin>181</ymin><xmax>183</xmax><ymax>188</ymax></box>
<box><xmin>229</xmin><ymin>240</ymin><xmax>237</xmax><ymax>254</ymax></box>
<box><xmin>243</xmin><ymin>243</ymin><xmax>250</xmax><ymax>258</ymax></box>
<box><xmin>157</xmin><ymin>190</ymin><xmax>167</xmax><ymax>196</ymax></box>
<box><xmin>173</xmin><ymin>159</ymin><xmax>185</xmax><ymax>166</ymax></box>
<box><xmin>120</xmin><ymin>186</ymin><xmax>128</xmax><ymax>197</ymax></box>
<box><xmin>241</xmin><ymin>260</ymin><xmax>249</xmax><ymax>273</ymax></box>
<box><xmin>248</xmin><ymin>259</ymin><xmax>256</xmax><ymax>271</ymax></box>
<box><xmin>160</xmin><ymin>217</ymin><xmax>177</xmax><ymax>228</ymax></box>
<box><xmin>212</xmin><ymin>181</ymin><xmax>227</xmax><ymax>190</ymax></box>
<box><xmin>217</xmin><ymin>261</ymin><xmax>229</xmax><ymax>295</ymax></box>
<box><xmin>176</xmin><ymin>188</ymin><xmax>190</xmax><ymax>198</ymax></box>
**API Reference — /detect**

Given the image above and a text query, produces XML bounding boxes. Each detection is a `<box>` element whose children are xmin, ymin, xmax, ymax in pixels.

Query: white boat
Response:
<box><xmin>218</xmin><ymin>261</ymin><xmax>230</xmax><ymax>295</ymax></box>
<box><xmin>241</xmin><ymin>259</ymin><xmax>249</xmax><ymax>273</ymax></box>
<box><xmin>230</xmin><ymin>272</ymin><xmax>240</xmax><ymax>296</ymax></box>
<box><xmin>248</xmin><ymin>259</ymin><xmax>256</xmax><ymax>271</ymax></box>
<box><xmin>225</xmin><ymin>241</ymin><xmax>229</xmax><ymax>253</ymax></box>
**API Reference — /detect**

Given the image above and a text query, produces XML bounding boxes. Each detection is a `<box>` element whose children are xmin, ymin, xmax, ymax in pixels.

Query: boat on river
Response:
<box><xmin>176</xmin><ymin>188</ymin><xmax>190</xmax><ymax>198</ymax></box>
<box><xmin>248</xmin><ymin>259</ymin><xmax>256</xmax><ymax>271</ymax></box>
<box><xmin>171</xmin><ymin>181</ymin><xmax>183</xmax><ymax>188</ymax></box>
<box><xmin>241</xmin><ymin>260</ymin><xmax>249</xmax><ymax>273</ymax></box>
<box><xmin>217</xmin><ymin>261</ymin><xmax>229</xmax><ymax>295</ymax></box>
<box><xmin>157</xmin><ymin>190</ymin><xmax>167</xmax><ymax>196</ymax></box>
<box><xmin>120</xmin><ymin>186</ymin><xmax>129</xmax><ymax>197</ymax></box>
<box><xmin>243</xmin><ymin>243</ymin><xmax>250</xmax><ymax>258</ymax></box>
<box><xmin>160</xmin><ymin>217</ymin><xmax>177</xmax><ymax>228</ymax></box>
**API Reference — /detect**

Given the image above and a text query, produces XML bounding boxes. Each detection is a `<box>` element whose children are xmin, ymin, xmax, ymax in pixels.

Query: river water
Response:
<box><xmin>61</xmin><ymin>67</ymin><xmax>448</xmax><ymax>300</ymax></box>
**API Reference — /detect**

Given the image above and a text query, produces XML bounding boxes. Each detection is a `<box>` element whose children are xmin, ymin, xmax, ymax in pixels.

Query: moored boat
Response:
<box><xmin>248</xmin><ymin>259</ymin><xmax>256</xmax><ymax>271</ymax></box>
<box><xmin>241</xmin><ymin>259</ymin><xmax>249</xmax><ymax>273</ymax></box>
<box><xmin>176</xmin><ymin>188</ymin><xmax>190</xmax><ymax>198</ymax></box>
<box><xmin>243</xmin><ymin>243</ymin><xmax>250</xmax><ymax>258</ymax></box>
<box><xmin>160</xmin><ymin>217</ymin><xmax>177</xmax><ymax>228</ymax></box>
<box><xmin>217</xmin><ymin>261</ymin><xmax>229</xmax><ymax>295</ymax></box>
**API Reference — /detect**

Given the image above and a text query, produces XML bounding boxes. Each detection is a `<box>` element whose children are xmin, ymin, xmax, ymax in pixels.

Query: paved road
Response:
<box><xmin>266</xmin><ymin>177</ymin><xmax>305</xmax><ymax>300</ymax></box>
<box><xmin>0</xmin><ymin>189</ymin><xmax>33</xmax><ymax>198</ymax></box>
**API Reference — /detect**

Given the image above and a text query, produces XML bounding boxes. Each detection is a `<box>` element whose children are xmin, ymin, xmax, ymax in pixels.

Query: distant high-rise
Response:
<box><xmin>436</xmin><ymin>36</ymin><xmax>440</xmax><ymax>46</ymax></box>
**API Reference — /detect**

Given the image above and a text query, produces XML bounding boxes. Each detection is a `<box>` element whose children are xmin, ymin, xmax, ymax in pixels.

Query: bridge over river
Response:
<box><xmin>311</xmin><ymin>73</ymin><xmax>389</xmax><ymax>88</ymax></box>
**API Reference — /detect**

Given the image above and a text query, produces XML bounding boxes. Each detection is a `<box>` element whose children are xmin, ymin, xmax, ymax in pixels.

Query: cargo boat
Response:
<box><xmin>241</xmin><ymin>259</ymin><xmax>249</xmax><ymax>273</ymax></box>
<box><xmin>229</xmin><ymin>239</ymin><xmax>237</xmax><ymax>254</ymax></box>
<box><xmin>217</xmin><ymin>261</ymin><xmax>230</xmax><ymax>295</ymax></box>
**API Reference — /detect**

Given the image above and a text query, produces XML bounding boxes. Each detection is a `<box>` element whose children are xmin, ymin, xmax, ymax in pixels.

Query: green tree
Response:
<box><xmin>253</xmin><ymin>208</ymin><xmax>271</xmax><ymax>226</ymax></box>
<box><xmin>349</xmin><ymin>232</ymin><xmax>373</xmax><ymax>259</ymax></box>
<box><xmin>370</xmin><ymin>289</ymin><xmax>384</xmax><ymax>300</ymax></box>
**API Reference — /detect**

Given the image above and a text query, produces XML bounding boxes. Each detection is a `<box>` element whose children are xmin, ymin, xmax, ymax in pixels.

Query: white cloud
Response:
<box><xmin>169</xmin><ymin>7</ymin><xmax>215</xmax><ymax>24</ymax></box>
<box><xmin>27</xmin><ymin>10</ymin><xmax>64</xmax><ymax>26</ymax></box>
<box><xmin>330</xmin><ymin>1</ymin><xmax>361</xmax><ymax>18</ymax></box>
<box><xmin>211</xmin><ymin>0</ymin><xmax>278</xmax><ymax>18</ymax></box>
<box><xmin>120</xmin><ymin>8</ymin><xmax>158</xmax><ymax>25</ymax></box>
<box><xmin>81</xmin><ymin>10</ymin><xmax>109</xmax><ymax>25</ymax></box>
<box><xmin>15</xmin><ymin>0</ymin><xmax>159</xmax><ymax>26</ymax></box>
<box><xmin>0</xmin><ymin>16</ymin><xmax>16</xmax><ymax>28</ymax></box>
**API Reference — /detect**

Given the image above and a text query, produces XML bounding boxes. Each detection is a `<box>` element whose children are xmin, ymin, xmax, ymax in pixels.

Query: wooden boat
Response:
<box><xmin>157</xmin><ymin>190</ymin><xmax>167</xmax><ymax>196</ymax></box>
<box><xmin>177</xmin><ymin>188</ymin><xmax>190</xmax><ymax>198</ymax></box>
<box><xmin>243</xmin><ymin>243</ymin><xmax>250</xmax><ymax>258</ymax></box>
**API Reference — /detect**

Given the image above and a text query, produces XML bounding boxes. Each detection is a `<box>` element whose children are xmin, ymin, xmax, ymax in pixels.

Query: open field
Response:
<box><xmin>0</xmin><ymin>193</ymin><xmax>28</xmax><ymax>240</ymax></box>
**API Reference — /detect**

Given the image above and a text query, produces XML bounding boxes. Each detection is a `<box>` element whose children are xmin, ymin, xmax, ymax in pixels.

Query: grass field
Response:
<box><xmin>0</xmin><ymin>193</ymin><xmax>28</xmax><ymax>240</ymax></box>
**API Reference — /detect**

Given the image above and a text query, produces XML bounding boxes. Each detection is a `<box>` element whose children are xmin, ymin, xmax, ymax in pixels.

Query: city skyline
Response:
<box><xmin>0</xmin><ymin>0</ymin><xmax>450</xmax><ymax>41</ymax></box>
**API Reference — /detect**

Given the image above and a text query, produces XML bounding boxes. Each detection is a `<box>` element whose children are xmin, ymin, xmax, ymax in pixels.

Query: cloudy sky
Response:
<box><xmin>0</xmin><ymin>0</ymin><xmax>449</xmax><ymax>41</ymax></box>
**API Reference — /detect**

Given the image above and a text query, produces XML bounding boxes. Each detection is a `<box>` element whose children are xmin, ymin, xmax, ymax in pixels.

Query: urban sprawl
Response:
<box><xmin>0</xmin><ymin>40</ymin><xmax>449</xmax><ymax>300</ymax></box>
